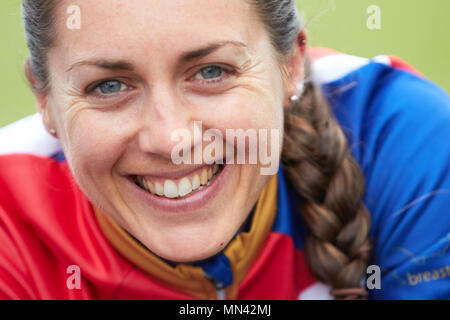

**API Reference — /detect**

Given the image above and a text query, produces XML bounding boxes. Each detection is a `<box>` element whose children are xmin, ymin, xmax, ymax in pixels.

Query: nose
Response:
<box><xmin>137</xmin><ymin>87</ymin><xmax>194</xmax><ymax>160</ymax></box>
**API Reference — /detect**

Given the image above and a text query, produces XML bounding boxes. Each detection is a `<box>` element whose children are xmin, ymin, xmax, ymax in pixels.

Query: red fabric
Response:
<box><xmin>238</xmin><ymin>232</ymin><xmax>316</xmax><ymax>299</ymax></box>
<box><xmin>0</xmin><ymin>154</ymin><xmax>316</xmax><ymax>299</ymax></box>
<box><xmin>386</xmin><ymin>55</ymin><xmax>424</xmax><ymax>78</ymax></box>
<box><xmin>307</xmin><ymin>47</ymin><xmax>424</xmax><ymax>79</ymax></box>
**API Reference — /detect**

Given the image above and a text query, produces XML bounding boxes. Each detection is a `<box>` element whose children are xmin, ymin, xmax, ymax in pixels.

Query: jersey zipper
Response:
<box><xmin>204</xmin><ymin>272</ymin><xmax>227</xmax><ymax>300</ymax></box>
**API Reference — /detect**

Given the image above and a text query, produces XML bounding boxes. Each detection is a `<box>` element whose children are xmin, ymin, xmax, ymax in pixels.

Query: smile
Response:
<box><xmin>134</xmin><ymin>164</ymin><xmax>224</xmax><ymax>199</ymax></box>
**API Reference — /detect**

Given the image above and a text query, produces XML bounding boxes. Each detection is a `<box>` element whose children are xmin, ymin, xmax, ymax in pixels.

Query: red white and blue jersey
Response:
<box><xmin>0</xmin><ymin>48</ymin><xmax>449</xmax><ymax>299</ymax></box>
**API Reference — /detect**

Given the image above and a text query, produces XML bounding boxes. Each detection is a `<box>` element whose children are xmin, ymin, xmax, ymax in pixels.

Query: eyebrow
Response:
<box><xmin>66</xmin><ymin>60</ymin><xmax>135</xmax><ymax>72</ymax></box>
<box><xmin>179</xmin><ymin>40</ymin><xmax>248</xmax><ymax>63</ymax></box>
<box><xmin>66</xmin><ymin>40</ymin><xmax>248</xmax><ymax>73</ymax></box>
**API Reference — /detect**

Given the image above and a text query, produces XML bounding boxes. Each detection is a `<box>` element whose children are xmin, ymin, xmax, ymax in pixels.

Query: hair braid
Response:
<box><xmin>282</xmin><ymin>58</ymin><xmax>372</xmax><ymax>299</ymax></box>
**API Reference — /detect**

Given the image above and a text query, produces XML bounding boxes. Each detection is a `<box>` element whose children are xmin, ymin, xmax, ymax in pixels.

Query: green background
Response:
<box><xmin>1</xmin><ymin>0</ymin><xmax>449</xmax><ymax>127</ymax></box>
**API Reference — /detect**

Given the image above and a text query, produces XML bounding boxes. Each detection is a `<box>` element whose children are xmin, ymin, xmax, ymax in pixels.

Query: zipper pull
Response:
<box><xmin>204</xmin><ymin>272</ymin><xmax>227</xmax><ymax>300</ymax></box>
<box><xmin>215</xmin><ymin>282</ymin><xmax>227</xmax><ymax>300</ymax></box>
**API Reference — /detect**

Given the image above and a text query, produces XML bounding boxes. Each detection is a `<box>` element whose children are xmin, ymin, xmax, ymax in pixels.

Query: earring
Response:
<box><xmin>49</xmin><ymin>128</ymin><xmax>57</xmax><ymax>137</ymax></box>
<box><xmin>298</xmin><ymin>35</ymin><xmax>307</xmax><ymax>47</ymax></box>
<box><xmin>290</xmin><ymin>94</ymin><xmax>300</xmax><ymax>103</ymax></box>
<box><xmin>289</xmin><ymin>81</ymin><xmax>305</xmax><ymax>103</ymax></box>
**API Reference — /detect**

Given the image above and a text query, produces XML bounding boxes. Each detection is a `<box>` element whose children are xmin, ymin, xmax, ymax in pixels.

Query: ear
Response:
<box><xmin>25</xmin><ymin>60</ymin><xmax>56</xmax><ymax>137</ymax></box>
<box><xmin>282</xmin><ymin>30</ymin><xmax>307</xmax><ymax>109</ymax></box>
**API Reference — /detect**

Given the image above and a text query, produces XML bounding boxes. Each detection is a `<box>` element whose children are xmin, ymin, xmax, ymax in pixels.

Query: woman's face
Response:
<box><xmin>43</xmin><ymin>0</ymin><xmax>294</xmax><ymax>262</ymax></box>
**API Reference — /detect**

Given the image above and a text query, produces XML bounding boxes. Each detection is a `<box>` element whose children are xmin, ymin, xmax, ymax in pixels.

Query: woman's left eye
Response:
<box><xmin>93</xmin><ymin>80</ymin><xmax>129</xmax><ymax>95</ymax></box>
<box><xmin>193</xmin><ymin>66</ymin><xmax>225</xmax><ymax>81</ymax></box>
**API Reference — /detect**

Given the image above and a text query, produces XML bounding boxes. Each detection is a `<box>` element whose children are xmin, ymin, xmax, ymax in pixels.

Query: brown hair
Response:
<box><xmin>22</xmin><ymin>0</ymin><xmax>60</xmax><ymax>92</ymax></box>
<box><xmin>252</xmin><ymin>0</ymin><xmax>372</xmax><ymax>299</ymax></box>
<box><xmin>22</xmin><ymin>0</ymin><xmax>372</xmax><ymax>299</ymax></box>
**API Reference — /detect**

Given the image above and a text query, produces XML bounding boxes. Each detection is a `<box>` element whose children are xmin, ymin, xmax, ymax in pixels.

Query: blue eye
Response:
<box><xmin>95</xmin><ymin>80</ymin><xmax>128</xmax><ymax>94</ymax></box>
<box><xmin>195</xmin><ymin>66</ymin><xmax>224</xmax><ymax>80</ymax></box>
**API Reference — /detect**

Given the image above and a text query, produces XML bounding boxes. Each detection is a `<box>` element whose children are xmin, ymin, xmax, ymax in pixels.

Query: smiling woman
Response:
<box><xmin>0</xmin><ymin>0</ymin><xmax>449</xmax><ymax>300</ymax></box>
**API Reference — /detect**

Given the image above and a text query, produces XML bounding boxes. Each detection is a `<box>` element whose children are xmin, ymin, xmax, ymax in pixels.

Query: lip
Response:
<box><xmin>124</xmin><ymin>163</ymin><xmax>231</xmax><ymax>213</ymax></box>
<box><xmin>134</xmin><ymin>164</ymin><xmax>210</xmax><ymax>180</ymax></box>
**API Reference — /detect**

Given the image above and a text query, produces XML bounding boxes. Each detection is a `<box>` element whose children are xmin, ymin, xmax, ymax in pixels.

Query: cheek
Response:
<box><xmin>194</xmin><ymin>91</ymin><xmax>283</xmax><ymax>132</ymax></box>
<box><xmin>185</xmin><ymin>66</ymin><xmax>285</xmax><ymax>132</ymax></box>
<box><xmin>59</xmin><ymin>107</ymin><xmax>129</xmax><ymax>182</ymax></box>
<box><xmin>203</xmin><ymin>94</ymin><xmax>283</xmax><ymax>174</ymax></box>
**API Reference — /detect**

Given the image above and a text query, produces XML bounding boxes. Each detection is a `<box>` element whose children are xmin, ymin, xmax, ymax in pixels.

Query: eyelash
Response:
<box><xmin>188</xmin><ymin>64</ymin><xmax>236</xmax><ymax>86</ymax></box>
<box><xmin>85</xmin><ymin>79</ymin><xmax>132</xmax><ymax>100</ymax></box>
<box><xmin>85</xmin><ymin>64</ymin><xmax>237</xmax><ymax>98</ymax></box>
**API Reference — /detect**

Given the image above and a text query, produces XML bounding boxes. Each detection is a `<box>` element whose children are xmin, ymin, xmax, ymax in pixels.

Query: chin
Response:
<box><xmin>141</xmin><ymin>228</ymin><xmax>232</xmax><ymax>264</ymax></box>
<box><xmin>155</xmin><ymin>245</ymin><xmax>224</xmax><ymax>264</ymax></box>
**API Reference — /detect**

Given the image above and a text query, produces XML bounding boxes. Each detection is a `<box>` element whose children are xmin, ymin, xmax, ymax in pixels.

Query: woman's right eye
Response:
<box><xmin>92</xmin><ymin>80</ymin><xmax>129</xmax><ymax>95</ymax></box>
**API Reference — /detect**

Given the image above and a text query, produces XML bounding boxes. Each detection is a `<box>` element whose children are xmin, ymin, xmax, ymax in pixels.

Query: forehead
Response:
<box><xmin>52</xmin><ymin>0</ymin><xmax>265</xmax><ymax>64</ymax></box>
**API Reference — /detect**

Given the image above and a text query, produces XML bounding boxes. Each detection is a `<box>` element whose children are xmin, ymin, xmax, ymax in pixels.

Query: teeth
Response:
<box><xmin>207</xmin><ymin>167</ymin><xmax>212</xmax><ymax>180</ymax></box>
<box><xmin>137</xmin><ymin>164</ymin><xmax>222</xmax><ymax>198</ymax></box>
<box><xmin>155</xmin><ymin>182</ymin><xmax>164</xmax><ymax>196</ymax></box>
<box><xmin>201</xmin><ymin>168</ymin><xmax>208</xmax><ymax>185</ymax></box>
<box><xmin>178</xmin><ymin>178</ymin><xmax>192</xmax><ymax>197</ymax></box>
<box><xmin>164</xmin><ymin>180</ymin><xmax>178</xmax><ymax>198</ymax></box>
<box><xmin>147</xmin><ymin>180</ymin><xmax>155</xmax><ymax>194</ymax></box>
<box><xmin>192</xmin><ymin>174</ymin><xmax>200</xmax><ymax>190</ymax></box>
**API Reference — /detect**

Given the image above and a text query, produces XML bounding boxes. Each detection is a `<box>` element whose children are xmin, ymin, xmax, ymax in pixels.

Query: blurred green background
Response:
<box><xmin>1</xmin><ymin>0</ymin><xmax>449</xmax><ymax>127</ymax></box>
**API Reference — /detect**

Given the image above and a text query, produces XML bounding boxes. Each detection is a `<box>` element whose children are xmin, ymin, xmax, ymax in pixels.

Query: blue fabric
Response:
<box><xmin>272</xmin><ymin>166</ymin><xmax>307</xmax><ymax>250</ymax></box>
<box><xmin>321</xmin><ymin>61</ymin><xmax>450</xmax><ymax>299</ymax></box>
<box><xmin>199</xmin><ymin>254</ymin><xmax>233</xmax><ymax>287</ymax></box>
<box><xmin>51</xmin><ymin>150</ymin><xmax>66</xmax><ymax>162</ymax></box>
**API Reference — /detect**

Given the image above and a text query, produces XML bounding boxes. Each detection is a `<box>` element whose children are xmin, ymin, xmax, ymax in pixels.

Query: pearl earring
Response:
<box><xmin>289</xmin><ymin>81</ymin><xmax>305</xmax><ymax>103</ymax></box>
<box><xmin>49</xmin><ymin>128</ymin><xmax>57</xmax><ymax>137</ymax></box>
<box><xmin>290</xmin><ymin>94</ymin><xmax>300</xmax><ymax>103</ymax></box>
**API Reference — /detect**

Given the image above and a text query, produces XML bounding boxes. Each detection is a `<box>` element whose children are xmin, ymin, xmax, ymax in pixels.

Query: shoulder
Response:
<box><xmin>0</xmin><ymin>114</ymin><xmax>82</xmax><ymax>250</ymax></box>
<box><xmin>0</xmin><ymin>113</ymin><xmax>61</xmax><ymax>157</ymax></box>
<box><xmin>0</xmin><ymin>113</ymin><xmax>77</xmax><ymax>221</ymax></box>
<box><xmin>310</xmin><ymin>48</ymin><xmax>450</xmax><ymax>205</ymax></box>
<box><xmin>311</xmin><ymin>48</ymin><xmax>450</xmax><ymax>299</ymax></box>
<box><xmin>0</xmin><ymin>115</ymin><xmax>96</xmax><ymax>298</ymax></box>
